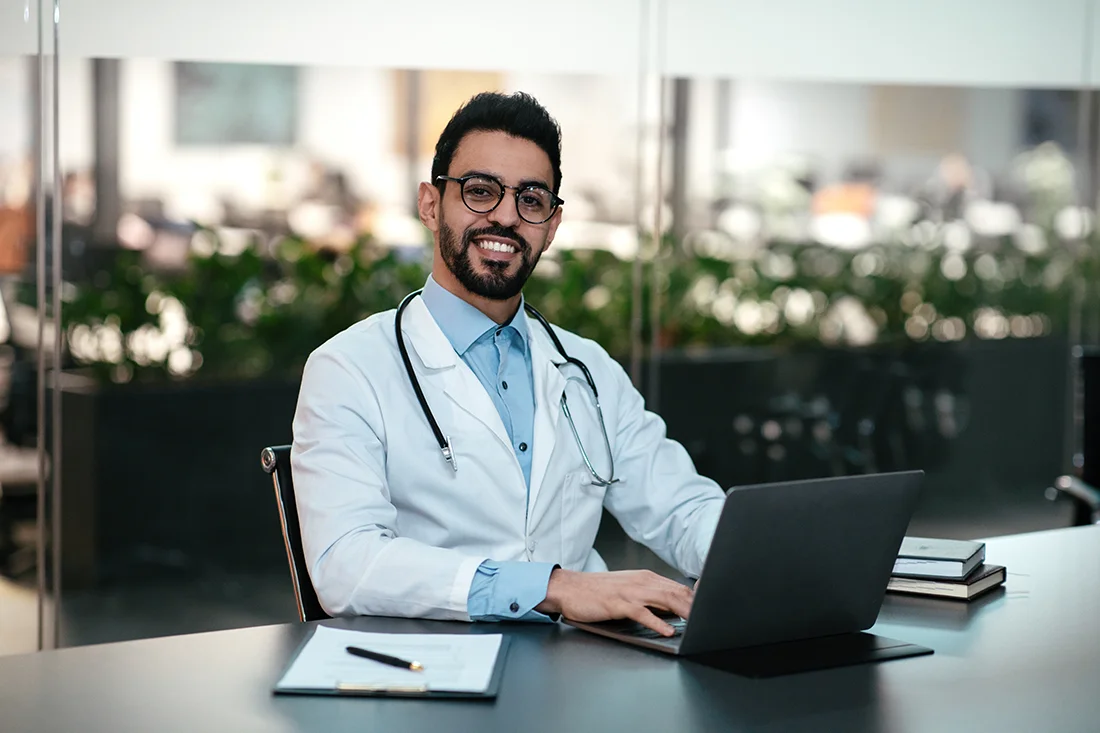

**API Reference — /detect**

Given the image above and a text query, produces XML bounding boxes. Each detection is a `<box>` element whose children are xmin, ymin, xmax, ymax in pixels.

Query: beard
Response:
<box><xmin>438</xmin><ymin>218</ymin><xmax>544</xmax><ymax>301</ymax></box>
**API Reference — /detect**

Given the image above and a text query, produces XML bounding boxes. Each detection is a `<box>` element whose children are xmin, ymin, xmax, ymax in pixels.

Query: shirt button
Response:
<box><xmin>519</xmin><ymin>442</ymin><xmax>527</xmax><ymax>452</ymax></box>
<box><xmin>502</xmin><ymin>380</ymin><xmax>509</xmax><ymax>390</ymax></box>
<box><xmin>528</xmin><ymin>539</ymin><xmax>538</xmax><ymax>552</ymax></box>
<box><xmin>509</xmin><ymin>601</ymin><xmax>520</xmax><ymax>613</ymax></box>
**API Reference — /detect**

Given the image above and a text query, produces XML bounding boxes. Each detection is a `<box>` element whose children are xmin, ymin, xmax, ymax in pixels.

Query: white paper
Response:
<box><xmin>276</xmin><ymin>626</ymin><xmax>504</xmax><ymax>694</ymax></box>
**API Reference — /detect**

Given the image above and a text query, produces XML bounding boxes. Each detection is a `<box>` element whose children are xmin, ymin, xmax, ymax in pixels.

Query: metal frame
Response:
<box><xmin>261</xmin><ymin>447</ymin><xmax>308</xmax><ymax>623</ymax></box>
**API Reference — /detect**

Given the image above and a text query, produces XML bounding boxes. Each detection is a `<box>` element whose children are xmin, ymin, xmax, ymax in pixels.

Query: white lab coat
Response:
<box><xmin>291</xmin><ymin>295</ymin><xmax>726</xmax><ymax>620</ymax></box>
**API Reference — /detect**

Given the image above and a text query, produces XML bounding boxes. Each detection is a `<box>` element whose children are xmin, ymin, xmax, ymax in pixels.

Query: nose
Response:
<box><xmin>488</xmin><ymin>191</ymin><xmax>521</xmax><ymax>229</ymax></box>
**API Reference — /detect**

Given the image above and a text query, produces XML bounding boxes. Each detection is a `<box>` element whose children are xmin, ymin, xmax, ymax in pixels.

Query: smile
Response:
<box><xmin>474</xmin><ymin>237</ymin><xmax>519</xmax><ymax>254</ymax></box>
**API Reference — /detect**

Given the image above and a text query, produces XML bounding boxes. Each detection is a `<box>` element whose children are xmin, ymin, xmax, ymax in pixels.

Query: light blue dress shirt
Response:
<box><xmin>420</xmin><ymin>276</ymin><xmax>557</xmax><ymax>622</ymax></box>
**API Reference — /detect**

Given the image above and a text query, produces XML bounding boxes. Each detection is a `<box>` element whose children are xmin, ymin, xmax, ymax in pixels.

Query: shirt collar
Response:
<box><xmin>420</xmin><ymin>275</ymin><xmax>529</xmax><ymax>356</ymax></box>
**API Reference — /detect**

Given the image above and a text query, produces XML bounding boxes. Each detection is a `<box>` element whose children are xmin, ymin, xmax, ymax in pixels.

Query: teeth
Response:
<box><xmin>477</xmin><ymin>239</ymin><xmax>517</xmax><ymax>253</ymax></box>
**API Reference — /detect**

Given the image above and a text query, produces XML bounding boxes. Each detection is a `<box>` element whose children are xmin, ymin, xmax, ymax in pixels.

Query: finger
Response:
<box><xmin>637</xmin><ymin>577</ymin><xmax>694</xmax><ymax>619</ymax></box>
<box><xmin>649</xmin><ymin>586</ymin><xmax>694</xmax><ymax>620</ymax></box>
<box><xmin>627</xmin><ymin>605</ymin><xmax>676</xmax><ymax>637</ymax></box>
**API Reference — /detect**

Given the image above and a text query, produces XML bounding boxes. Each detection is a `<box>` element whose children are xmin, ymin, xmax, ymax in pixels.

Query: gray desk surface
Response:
<box><xmin>2</xmin><ymin>525</ymin><xmax>1099</xmax><ymax>733</ymax></box>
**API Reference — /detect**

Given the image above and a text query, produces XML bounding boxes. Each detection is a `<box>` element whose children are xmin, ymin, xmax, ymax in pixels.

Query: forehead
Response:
<box><xmin>449</xmin><ymin>130</ymin><xmax>553</xmax><ymax>185</ymax></box>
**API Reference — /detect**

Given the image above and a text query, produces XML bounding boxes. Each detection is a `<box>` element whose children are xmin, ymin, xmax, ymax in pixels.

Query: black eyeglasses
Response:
<box><xmin>436</xmin><ymin>173</ymin><xmax>564</xmax><ymax>225</ymax></box>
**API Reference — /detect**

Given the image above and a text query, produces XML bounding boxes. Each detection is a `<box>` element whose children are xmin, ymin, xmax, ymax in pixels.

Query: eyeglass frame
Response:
<box><xmin>435</xmin><ymin>173</ymin><xmax>565</xmax><ymax>225</ymax></box>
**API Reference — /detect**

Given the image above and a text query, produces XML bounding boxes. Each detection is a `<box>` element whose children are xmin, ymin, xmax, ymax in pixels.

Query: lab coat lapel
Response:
<box><xmin>527</xmin><ymin>317</ymin><xmax>568</xmax><ymax>515</ymax></box>
<box><xmin>400</xmin><ymin>297</ymin><xmax>514</xmax><ymax>456</ymax></box>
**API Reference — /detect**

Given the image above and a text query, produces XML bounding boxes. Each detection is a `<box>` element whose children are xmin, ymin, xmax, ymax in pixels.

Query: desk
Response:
<box><xmin>2</xmin><ymin>526</ymin><xmax>1099</xmax><ymax>733</ymax></box>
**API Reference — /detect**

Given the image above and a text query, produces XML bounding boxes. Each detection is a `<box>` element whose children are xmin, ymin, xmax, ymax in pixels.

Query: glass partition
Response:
<box><xmin>16</xmin><ymin>0</ymin><xmax>1099</xmax><ymax>651</ymax></box>
<box><xmin>43</xmin><ymin>0</ymin><xmax>651</xmax><ymax>646</ymax></box>
<box><xmin>651</xmin><ymin>56</ymin><xmax>1098</xmax><ymax>537</ymax></box>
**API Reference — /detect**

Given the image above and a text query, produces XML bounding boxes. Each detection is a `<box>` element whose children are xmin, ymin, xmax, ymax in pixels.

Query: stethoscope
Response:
<box><xmin>395</xmin><ymin>290</ymin><xmax>619</xmax><ymax>487</ymax></box>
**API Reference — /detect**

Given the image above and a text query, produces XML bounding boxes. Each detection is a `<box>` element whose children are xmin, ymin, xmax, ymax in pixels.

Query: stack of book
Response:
<box><xmin>888</xmin><ymin>537</ymin><xmax>1006</xmax><ymax>601</ymax></box>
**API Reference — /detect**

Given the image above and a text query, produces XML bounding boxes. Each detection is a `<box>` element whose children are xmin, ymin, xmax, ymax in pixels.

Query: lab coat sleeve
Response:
<box><xmin>291</xmin><ymin>345</ymin><xmax>489</xmax><ymax>620</ymax></box>
<box><xmin>600</xmin><ymin>356</ymin><xmax>726</xmax><ymax>579</ymax></box>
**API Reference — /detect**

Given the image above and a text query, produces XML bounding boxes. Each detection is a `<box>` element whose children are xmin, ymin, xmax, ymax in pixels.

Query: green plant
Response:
<box><xmin>59</xmin><ymin>224</ymin><xmax>1098</xmax><ymax>385</ymax></box>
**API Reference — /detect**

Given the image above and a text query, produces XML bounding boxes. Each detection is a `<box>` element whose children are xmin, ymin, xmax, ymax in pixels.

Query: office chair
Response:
<box><xmin>260</xmin><ymin>445</ymin><xmax>331</xmax><ymax>622</ymax></box>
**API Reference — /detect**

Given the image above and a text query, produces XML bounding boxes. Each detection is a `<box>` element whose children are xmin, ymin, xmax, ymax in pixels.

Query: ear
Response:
<box><xmin>417</xmin><ymin>181</ymin><xmax>441</xmax><ymax>234</ymax></box>
<box><xmin>541</xmin><ymin>206</ymin><xmax>564</xmax><ymax>252</ymax></box>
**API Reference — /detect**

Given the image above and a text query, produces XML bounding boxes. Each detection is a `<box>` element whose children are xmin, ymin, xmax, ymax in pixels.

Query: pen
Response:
<box><xmin>346</xmin><ymin>645</ymin><xmax>424</xmax><ymax>672</ymax></box>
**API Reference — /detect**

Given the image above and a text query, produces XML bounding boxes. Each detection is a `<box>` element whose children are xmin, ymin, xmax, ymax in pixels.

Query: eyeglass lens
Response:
<box><xmin>461</xmin><ymin>176</ymin><xmax>556</xmax><ymax>224</ymax></box>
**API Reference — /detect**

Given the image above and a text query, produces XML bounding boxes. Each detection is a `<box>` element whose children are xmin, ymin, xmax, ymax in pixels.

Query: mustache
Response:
<box><xmin>463</xmin><ymin>225</ymin><xmax>529</xmax><ymax>253</ymax></box>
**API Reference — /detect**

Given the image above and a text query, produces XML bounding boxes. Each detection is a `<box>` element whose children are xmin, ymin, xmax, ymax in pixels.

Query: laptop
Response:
<box><xmin>564</xmin><ymin>471</ymin><xmax>928</xmax><ymax>672</ymax></box>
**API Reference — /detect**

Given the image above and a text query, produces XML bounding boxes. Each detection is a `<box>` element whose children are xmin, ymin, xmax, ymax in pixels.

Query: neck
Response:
<box><xmin>431</xmin><ymin>262</ymin><xmax>521</xmax><ymax>325</ymax></box>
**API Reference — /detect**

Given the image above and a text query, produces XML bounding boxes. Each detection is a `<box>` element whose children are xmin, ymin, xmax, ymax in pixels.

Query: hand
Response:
<box><xmin>535</xmin><ymin>568</ymin><xmax>694</xmax><ymax>637</ymax></box>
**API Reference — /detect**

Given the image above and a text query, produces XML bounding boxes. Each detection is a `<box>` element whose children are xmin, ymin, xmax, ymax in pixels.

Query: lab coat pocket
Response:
<box><xmin>562</xmin><ymin>470</ymin><xmax>607</xmax><ymax>568</ymax></box>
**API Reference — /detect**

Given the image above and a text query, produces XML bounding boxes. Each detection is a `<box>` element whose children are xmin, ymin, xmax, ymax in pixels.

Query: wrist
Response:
<box><xmin>536</xmin><ymin>566</ymin><xmax>568</xmax><ymax>615</ymax></box>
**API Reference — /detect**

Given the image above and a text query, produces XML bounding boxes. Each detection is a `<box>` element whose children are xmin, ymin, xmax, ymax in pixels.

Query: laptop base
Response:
<box><xmin>685</xmin><ymin>632</ymin><xmax>933</xmax><ymax>679</ymax></box>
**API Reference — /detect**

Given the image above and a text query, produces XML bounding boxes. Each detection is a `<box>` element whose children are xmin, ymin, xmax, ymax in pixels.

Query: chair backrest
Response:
<box><xmin>260</xmin><ymin>445</ymin><xmax>331</xmax><ymax>622</ymax></box>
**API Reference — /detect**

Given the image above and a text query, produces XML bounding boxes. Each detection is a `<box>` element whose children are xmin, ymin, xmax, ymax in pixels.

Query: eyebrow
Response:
<box><xmin>461</xmin><ymin>169</ymin><xmax>552</xmax><ymax>191</ymax></box>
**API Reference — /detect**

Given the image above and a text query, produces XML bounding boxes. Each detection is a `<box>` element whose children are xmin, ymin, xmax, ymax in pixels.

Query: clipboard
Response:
<box><xmin>273</xmin><ymin>628</ymin><xmax>512</xmax><ymax>700</ymax></box>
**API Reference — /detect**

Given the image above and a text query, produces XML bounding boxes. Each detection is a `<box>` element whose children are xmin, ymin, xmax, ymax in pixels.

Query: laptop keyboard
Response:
<box><xmin>624</xmin><ymin>618</ymin><xmax>687</xmax><ymax>640</ymax></box>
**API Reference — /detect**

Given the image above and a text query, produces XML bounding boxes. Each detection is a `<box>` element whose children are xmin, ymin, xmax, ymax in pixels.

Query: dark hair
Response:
<box><xmin>431</xmin><ymin>92</ymin><xmax>562</xmax><ymax>194</ymax></box>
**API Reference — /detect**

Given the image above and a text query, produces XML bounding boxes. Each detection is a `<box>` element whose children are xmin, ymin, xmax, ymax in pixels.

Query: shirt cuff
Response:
<box><xmin>467</xmin><ymin>560</ymin><xmax>557</xmax><ymax>622</ymax></box>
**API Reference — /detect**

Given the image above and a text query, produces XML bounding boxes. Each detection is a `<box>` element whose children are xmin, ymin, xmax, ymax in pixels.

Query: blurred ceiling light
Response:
<box><xmin>553</xmin><ymin>222</ymin><xmax>638</xmax><ymax>260</ymax></box>
<box><xmin>582</xmin><ymin>285</ymin><xmax>612</xmax><ymax>311</ymax></box>
<box><xmin>940</xmin><ymin>253</ymin><xmax>967</xmax><ymax>281</ymax></box>
<box><xmin>932</xmin><ymin>316</ymin><xmax>966</xmax><ymax>342</ymax></box>
<box><xmin>1010</xmin><ymin>315</ymin><xmax>1034</xmax><ymax>338</ymax></box>
<box><xmin>905</xmin><ymin>315</ymin><xmax>930</xmax><ymax>340</ymax></box>
<box><xmin>810</xmin><ymin>213</ymin><xmax>871</xmax><ymax>250</ymax></box>
<box><xmin>974</xmin><ymin>253</ymin><xmax>1000</xmax><ymax>281</ymax></box>
<box><xmin>759</xmin><ymin>301</ymin><xmax>781</xmax><ymax>334</ymax></box>
<box><xmin>821</xmin><ymin>296</ymin><xmax>878</xmax><ymax>346</ymax></box>
<box><xmin>712</xmin><ymin>291</ymin><xmax>737</xmax><ymax>326</ymax></box>
<box><xmin>974</xmin><ymin>308</ymin><xmax>1010</xmax><ymax>339</ymax></box>
<box><xmin>163</xmin><ymin>193</ymin><xmax>224</xmax><ymax>226</ymax></box>
<box><xmin>1054</xmin><ymin>206</ymin><xmax>1093</xmax><ymax>241</ymax></box>
<box><xmin>760</xmin><ymin>252</ymin><xmax>796</xmax><ymax>280</ymax></box>
<box><xmin>191</xmin><ymin>229</ymin><xmax>218</xmax><ymax>256</ymax></box>
<box><xmin>943</xmin><ymin>221</ymin><xmax>972</xmax><ymax>252</ymax></box>
<box><xmin>288</xmin><ymin>201</ymin><xmax>339</xmax><ymax>240</ymax></box>
<box><xmin>904</xmin><ymin>220</ymin><xmax>940</xmax><ymax>248</ymax></box>
<box><xmin>964</xmin><ymin>200</ymin><xmax>1020</xmax><ymax>238</ymax></box>
<box><xmin>734</xmin><ymin>300</ymin><xmax>764</xmax><ymax>335</ymax></box>
<box><xmin>851</xmin><ymin>251</ymin><xmax>885</xmax><ymax>278</ymax></box>
<box><xmin>212</xmin><ymin>227</ymin><xmax>253</xmax><ymax>256</ymax></box>
<box><xmin>1043</xmin><ymin>258</ymin><xmax>1070</xmax><ymax>290</ymax></box>
<box><xmin>717</xmin><ymin>205</ymin><xmax>763</xmax><ymax>242</ymax></box>
<box><xmin>366</xmin><ymin>208</ymin><xmax>427</xmax><ymax>249</ymax></box>
<box><xmin>1014</xmin><ymin>223</ymin><xmax>1048</xmax><ymax>255</ymax></box>
<box><xmin>784</xmin><ymin>288</ymin><xmax>816</xmax><ymax>326</ymax></box>
<box><xmin>117</xmin><ymin>212</ymin><xmax>155</xmax><ymax>250</ymax></box>
<box><xmin>688</xmin><ymin>274</ymin><xmax>719</xmax><ymax>310</ymax></box>
<box><xmin>167</xmin><ymin>347</ymin><xmax>194</xmax><ymax>376</ymax></box>
<box><xmin>874</xmin><ymin>195</ymin><xmax>920</xmax><ymax>231</ymax></box>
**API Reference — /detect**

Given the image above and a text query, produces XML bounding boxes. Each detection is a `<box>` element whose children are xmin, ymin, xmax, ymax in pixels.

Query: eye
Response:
<box><xmin>463</xmin><ymin>177</ymin><xmax>501</xmax><ymax>202</ymax></box>
<box><xmin>519</xmin><ymin>189</ymin><xmax>550</xmax><ymax>211</ymax></box>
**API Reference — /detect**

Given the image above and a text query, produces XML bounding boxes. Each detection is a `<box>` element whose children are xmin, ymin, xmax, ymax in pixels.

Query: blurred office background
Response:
<box><xmin>2</xmin><ymin>0</ymin><xmax>1100</xmax><ymax>654</ymax></box>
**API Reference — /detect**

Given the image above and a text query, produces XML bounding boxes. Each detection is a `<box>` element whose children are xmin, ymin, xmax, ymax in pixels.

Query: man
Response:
<box><xmin>292</xmin><ymin>92</ymin><xmax>725</xmax><ymax>637</ymax></box>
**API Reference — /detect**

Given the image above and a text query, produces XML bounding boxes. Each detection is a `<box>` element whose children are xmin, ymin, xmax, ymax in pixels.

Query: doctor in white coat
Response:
<box><xmin>292</xmin><ymin>92</ymin><xmax>726</xmax><ymax>637</ymax></box>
